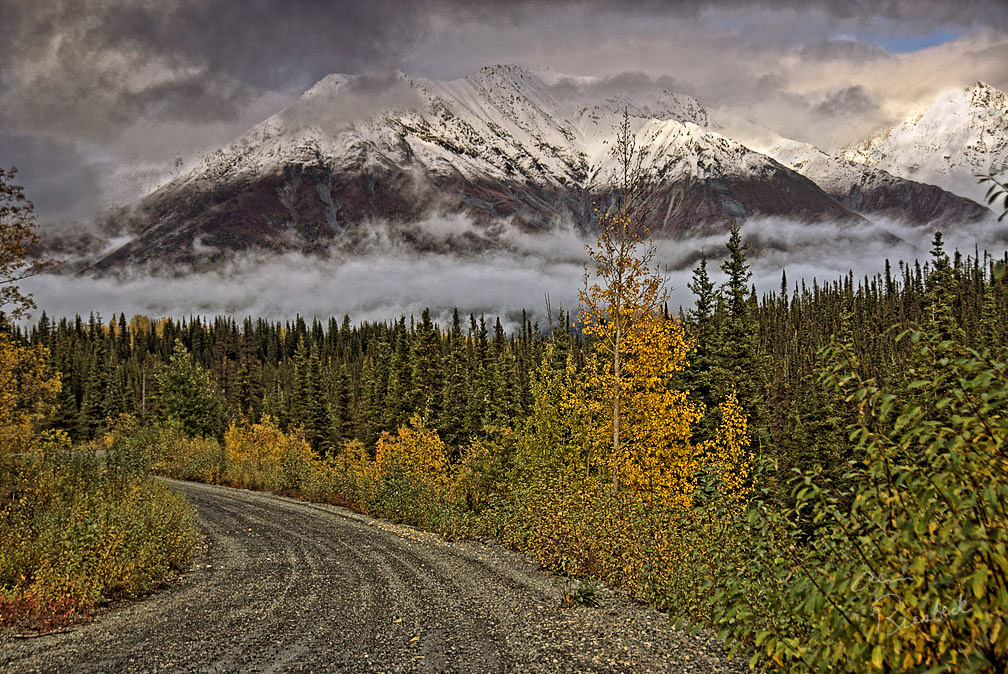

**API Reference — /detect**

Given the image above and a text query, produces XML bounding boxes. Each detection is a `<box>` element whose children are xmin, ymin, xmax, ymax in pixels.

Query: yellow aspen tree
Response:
<box><xmin>579</xmin><ymin>110</ymin><xmax>751</xmax><ymax>506</ymax></box>
<box><xmin>616</xmin><ymin>312</ymin><xmax>704</xmax><ymax>507</ymax></box>
<box><xmin>580</xmin><ymin>109</ymin><xmax>662</xmax><ymax>492</ymax></box>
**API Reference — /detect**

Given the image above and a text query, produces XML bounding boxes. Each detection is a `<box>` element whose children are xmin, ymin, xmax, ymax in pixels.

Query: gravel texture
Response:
<box><xmin>1</xmin><ymin>479</ymin><xmax>749</xmax><ymax>673</ymax></box>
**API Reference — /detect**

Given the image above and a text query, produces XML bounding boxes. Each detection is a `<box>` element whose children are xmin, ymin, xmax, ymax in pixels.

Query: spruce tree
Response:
<box><xmin>410</xmin><ymin>308</ymin><xmax>444</xmax><ymax>423</ymax></box>
<box><xmin>714</xmin><ymin>223</ymin><xmax>768</xmax><ymax>449</ymax></box>
<box><xmin>923</xmin><ymin>231</ymin><xmax>962</xmax><ymax>342</ymax></box>
<box><xmin>304</xmin><ymin>343</ymin><xmax>332</xmax><ymax>453</ymax></box>
<box><xmin>684</xmin><ymin>253</ymin><xmax>720</xmax><ymax>440</ymax></box>
<box><xmin>156</xmin><ymin>341</ymin><xmax>225</xmax><ymax>438</ymax></box>
<box><xmin>439</xmin><ymin>308</ymin><xmax>469</xmax><ymax>452</ymax></box>
<box><xmin>332</xmin><ymin>360</ymin><xmax>353</xmax><ymax>443</ymax></box>
<box><xmin>465</xmin><ymin>315</ymin><xmax>490</xmax><ymax>436</ymax></box>
<box><xmin>291</xmin><ymin>338</ymin><xmax>331</xmax><ymax>453</ymax></box>
<box><xmin>385</xmin><ymin>317</ymin><xmax>411</xmax><ymax>430</ymax></box>
<box><xmin>485</xmin><ymin>318</ymin><xmax>518</xmax><ymax>427</ymax></box>
<box><xmin>78</xmin><ymin>339</ymin><xmax>111</xmax><ymax>439</ymax></box>
<box><xmin>291</xmin><ymin>337</ymin><xmax>311</xmax><ymax>424</ymax></box>
<box><xmin>979</xmin><ymin>281</ymin><xmax>1002</xmax><ymax>351</ymax></box>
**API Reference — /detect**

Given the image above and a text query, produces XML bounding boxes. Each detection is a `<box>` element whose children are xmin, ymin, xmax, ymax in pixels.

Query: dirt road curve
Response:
<box><xmin>2</xmin><ymin>480</ymin><xmax>746</xmax><ymax>673</ymax></box>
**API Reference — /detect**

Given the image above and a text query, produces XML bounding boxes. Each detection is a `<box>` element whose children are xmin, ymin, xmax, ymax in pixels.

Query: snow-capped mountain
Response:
<box><xmin>764</xmin><ymin>138</ymin><xmax>988</xmax><ymax>225</ymax></box>
<box><xmin>90</xmin><ymin>66</ymin><xmax>999</xmax><ymax>272</ymax></box>
<box><xmin>843</xmin><ymin>82</ymin><xmax>1008</xmax><ymax>203</ymax></box>
<box><xmin>92</xmin><ymin>65</ymin><xmax>861</xmax><ymax>270</ymax></box>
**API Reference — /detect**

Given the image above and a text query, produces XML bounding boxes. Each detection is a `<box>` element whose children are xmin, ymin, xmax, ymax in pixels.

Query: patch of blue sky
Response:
<box><xmin>875</xmin><ymin>30</ymin><xmax>960</xmax><ymax>53</ymax></box>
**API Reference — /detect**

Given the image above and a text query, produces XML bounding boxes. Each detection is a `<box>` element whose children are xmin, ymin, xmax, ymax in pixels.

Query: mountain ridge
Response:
<box><xmin>85</xmin><ymin>66</ymin><xmax>1001</xmax><ymax>272</ymax></box>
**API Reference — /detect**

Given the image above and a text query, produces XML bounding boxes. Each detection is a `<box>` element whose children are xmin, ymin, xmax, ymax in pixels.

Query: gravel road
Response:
<box><xmin>2</xmin><ymin>480</ymin><xmax>748</xmax><ymax>673</ymax></box>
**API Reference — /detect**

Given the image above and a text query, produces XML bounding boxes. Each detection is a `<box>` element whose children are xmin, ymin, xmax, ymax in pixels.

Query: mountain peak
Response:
<box><xmin>471</xmin><ymin>64</ymin><xmax>538</xmax><ymax>87</ymax></box>
<box><xmin>842</xmin><ymin>80</ymin><xmax>1008</xmax><ymax>202</ymax></box>
<box><xmin>970</xmin><ymin>80</ymin><xmax>999</xmax><ymax>93</ymax></box>
<box><xmin>477</xmin><ymin>64</ymin><xmax>535</xmax><ymax>78</ymax></box>
<box><xmin>966</xmin><ymin>80</ymin><xmax>1007</xmax><ymax>107</ymax></box>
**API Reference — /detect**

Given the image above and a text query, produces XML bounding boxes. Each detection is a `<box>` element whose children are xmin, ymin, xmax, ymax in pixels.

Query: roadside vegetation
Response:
<box><xmin>5</xmin><ymin>147</ymin><xmax>1008</xmax><ymax>668</ymax></box>
<box><xmin>0</xmin><ymin>168</ymin><xmax>195</xmax><ymax>634</ymax></box>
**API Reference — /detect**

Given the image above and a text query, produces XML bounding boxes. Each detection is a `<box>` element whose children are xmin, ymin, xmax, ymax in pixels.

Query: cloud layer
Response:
<box><xmin>20</xmin><ymin>214</ymin><xmax>1007</xmax><ymax>332</ymax></box>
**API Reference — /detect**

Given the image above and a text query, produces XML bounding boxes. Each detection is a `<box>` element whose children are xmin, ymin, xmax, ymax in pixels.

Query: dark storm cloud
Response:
<box><xmin>793</xmin><ymin>39</ymin><xmax>895</xmax><ymax>63</ymax></box>
<box><xmin>0</xmin><ymin>132</ymin><xmax>104</xmax><ymax>221</ymax></box>
<box><xmin>0</xmin><ymin>0</ymin><xmax>440</xmax><ymax>218</ymax></box>
<box><xmin>1</xmin><ymin>0</ymin><xmax>1006</xmax><ymax>228</ymax></box>
<box><xmin>118</xmin><ymin>75</ymin><xmax>252</xmax><ymax>124</ymax></box>
<box><xmin>813</xmin><ymin>85</ymin><xmax>877</xmax><ymax>117</ymax></box>
<box><xmin>0</xmin><ymin>1</ymin><xmax>426</xmax><ymax>132</ymax></box>
<box><xmin>3</xmin><ymin>1</ymin><xmax>1002</xmax><ymax>128</ymax></box>
<box><xmin>548</xmin><ymin>71</ymin><xmax>683</xmax><ymax>100</ymax></box>
<box><xmin>427</xmin><ymin>0</ymin><xmax>1005</xmax><ymax>26</ymax></box>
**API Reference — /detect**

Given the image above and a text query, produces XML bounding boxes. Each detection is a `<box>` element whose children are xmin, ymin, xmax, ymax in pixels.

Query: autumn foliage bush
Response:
<box><xmin>223</xmin><ymin>416</ymin><xmax>314</xmax><ymax>494</ymax></box>
<box><xmin>0</xmin><ymin>336</ymin><xmax>195</xmax><ymax>631</ymax></box>
<box><xmin>0</xmin><ymin>444</ymin><xmax>195</xmax><ymax>626</ymax></box>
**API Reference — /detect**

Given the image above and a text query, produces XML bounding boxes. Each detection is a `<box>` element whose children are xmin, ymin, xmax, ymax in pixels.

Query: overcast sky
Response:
<box><xmin>2</xmin><ymin>0</ymin><xmax>1007</xmax><ymax>224</ymax></box>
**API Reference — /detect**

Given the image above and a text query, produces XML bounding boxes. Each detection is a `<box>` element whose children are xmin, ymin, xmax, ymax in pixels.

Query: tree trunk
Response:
<box><xmin>612</xmin><ymin>313</ymin><xmax>621</xmax><ymax>493</ymax></box>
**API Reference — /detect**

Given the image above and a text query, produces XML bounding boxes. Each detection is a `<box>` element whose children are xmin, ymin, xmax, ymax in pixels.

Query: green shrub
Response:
<box><xmin>704</xmin><ymin>331</ymin><xmax>1008</xmax><ymax>672</ymax></box>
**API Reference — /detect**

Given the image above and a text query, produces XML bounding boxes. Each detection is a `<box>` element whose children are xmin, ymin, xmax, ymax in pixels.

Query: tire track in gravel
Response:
<box><xmin>1</xmin><ymin>480</ymin><xmax>749</xmax><ymax>673</ymax></box>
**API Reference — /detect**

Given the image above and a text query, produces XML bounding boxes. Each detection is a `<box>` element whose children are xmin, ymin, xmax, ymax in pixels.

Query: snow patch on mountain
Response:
<box><xmin>764</xmin><ymin>138</ymin><xmax>907</xmax><ymax>198</ymax></box>
<box><xmin>170</xmin><ymin>65</ymin><xmax>784</xmax><ymax>198</ymax></box>
<box><xmin>843</xmin><ymin>82</ymin><xmax>1008</xmax><ymax>203</ymax></box>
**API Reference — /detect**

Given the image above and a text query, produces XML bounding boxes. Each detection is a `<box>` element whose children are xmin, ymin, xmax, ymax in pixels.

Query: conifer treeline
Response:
<box><xmin>24</xmin><ymin>306</ymin><xmax>561</xmax><ymax>456</ymax></box>
<box><xmin>18</xmin><ymin>234</ymin><xmax>1008</xmax><ymax>474</ymax></box>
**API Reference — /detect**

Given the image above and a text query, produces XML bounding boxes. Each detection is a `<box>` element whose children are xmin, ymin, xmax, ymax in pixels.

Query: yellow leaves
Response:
<box><xmin>223</xmin><ymin>415</ymin><xmax>314</xmax><ymax>492</ymax></box>
<box><xmin>588</xmin><ymin>311</ymin><xmax>704</xmax><ymax>507</ymax></box>
<box><xmin>225</xmin><ymin>415</ymin><xmax>309</xmax><ymax>469</ymax></box>
<box><xmin>0</xmin><ymin>331</ymin><xmax>61</xmax><ymax>459</ymax></box>
<box><xmin>334</xmin><ymin>438</ymin><xmax>374</xmax><ymax>483</ymax></box>
<box><xmin>577</xmin><ymin>202</ymin><xmax>754</xmax><ymax>510</ymax></box>
<box><xmin>580</xmin><ymin>210</ymin><xmax>667</xmax><ymax>353</ymax></box>
<box><xmin>705</xmin><ymin>390</ymin><xmax>752</xmax><ymax>502</ymax></box>
<box><xmin>374</xmin><ymin>414</ymin><xmax>448</xmax><ymax>487</ymax></box>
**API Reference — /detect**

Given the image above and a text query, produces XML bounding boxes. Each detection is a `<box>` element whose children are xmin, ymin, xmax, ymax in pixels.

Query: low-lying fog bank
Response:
<box><xmin>21</xmin><ymin>214</ymin><xmax>1008</xmax><ymax>330</ymax></box>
